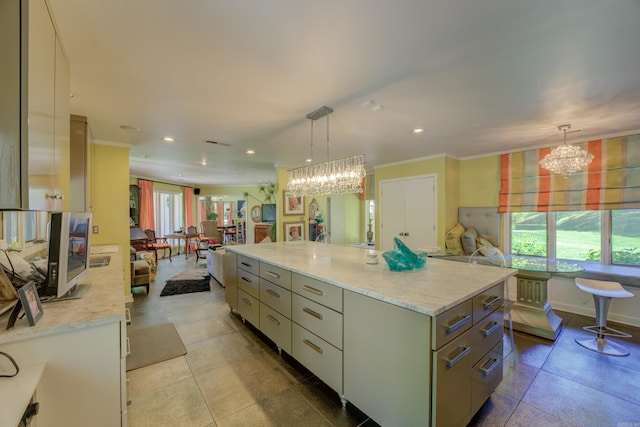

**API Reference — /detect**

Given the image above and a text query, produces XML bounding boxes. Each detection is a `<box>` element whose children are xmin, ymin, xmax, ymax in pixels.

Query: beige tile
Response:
<box><xmin>505</xmin><ymin>402</ymin><xmax>575</xmax><ymax>427</ymax></box>
<box><xmin>127</xmin><ymin>376</ymin><xmax>213</xmax><ymax>427</ymax></box>
<box><xmin>174</xmin><ymin>314</ymin><xmax>237</xmax><ymax>345</ymax></box>
<box><xmin>468</xmin><ymin>391</ymin><xmax>518</xmax><ymax>427</ymax></box>
<box><xmin>215</xmin><ymin>402</ymin><xmax>277</xmax><ymax>427</ymax></box>
<box><xmin>497</xmin><ymin>354</ymin><xmax>540</xmax><ymax>400</ymax></box>
<box><xmin>128</xmin><ymin>356</ymin><xmax>192</xmax><ymax>396</ymax></box>
<box><xmin>194</xmin><ymin>352</ymin><xmax>295</xmax><ymax>420</ymax></box>
<box><xmin>185</xmin><ymin>331</ymin><xmax>265</xmax><ymax>376</ymax></box>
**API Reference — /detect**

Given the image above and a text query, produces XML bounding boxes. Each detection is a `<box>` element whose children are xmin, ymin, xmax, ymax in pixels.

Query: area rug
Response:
<box><xmin>160</xmin><ymin>269</ymin><xmax>210</xmax><ymax>296</ymax></box>
<box><xmin>126</xmin><ymin>323</ymin><xmax>187</xmax><ymax>371</ymax></box>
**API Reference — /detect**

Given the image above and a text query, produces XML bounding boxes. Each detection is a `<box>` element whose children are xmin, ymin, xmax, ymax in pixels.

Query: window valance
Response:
<box><xmin>499</xmin><ymin>133</ymin><xmax>640</xmax><ymax>212</ymax></box>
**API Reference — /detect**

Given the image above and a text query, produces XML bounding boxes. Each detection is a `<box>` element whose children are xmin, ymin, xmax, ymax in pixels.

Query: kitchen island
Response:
<box><xmin>224</xmin><ymin>241</ymin><xmax>516</xmax><ymax>426</ymax></box>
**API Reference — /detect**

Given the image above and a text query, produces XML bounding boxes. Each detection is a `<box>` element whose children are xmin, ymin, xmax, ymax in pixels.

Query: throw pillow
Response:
<box><xmin>476</xmin><ymin>236</ymin><xmax>496</xmax><ymax>256</ymax></box>
<box><xmin>445</xmin><ymin>223</ymin><xmax>465</xmax><ymax>255</ymax></box>
<box><xmin>461</xmin><ymin>227</ymin><xmax>479</xmax><ymax>255</ymax></box>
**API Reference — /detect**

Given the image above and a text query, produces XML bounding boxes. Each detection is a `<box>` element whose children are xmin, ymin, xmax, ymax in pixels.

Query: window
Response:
<box><xmin>508</xmin><ymin>209</ymin><xmax>640</xmax><ymax>267</ymax></box>
<box><xmin>153</xmin><ymin>191</ymin><xmax>184</xmax><ymax>237</ymax></box>
<box><xmin>1</xmin><ymin>211</ymin><xmax>48</xmax><ymax>249</ymax></box>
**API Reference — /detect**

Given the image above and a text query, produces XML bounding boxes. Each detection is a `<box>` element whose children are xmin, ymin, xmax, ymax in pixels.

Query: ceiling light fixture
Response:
<box><xmin>412</xmin><ymin>128</ymin><xmax>425</xmax><ymax>134</ymax></box>
<box><xmin>539</xmin><ymin>124</ymin><xmax>594</xmax><ymax>177</ymax></box>
<box><xmin>286</xmin><ymin>106</ymin><xmax>366</xmax><ymax>197</ymax></box>
<box><xmin>246</xmin><ymin>149</ymin><xmax>255</xmax><ymax>155</ymax></box>
<box><xmin>162</xmin><ymin>136</ymin><xmax>175</xmax><ymax>142</ymax></box>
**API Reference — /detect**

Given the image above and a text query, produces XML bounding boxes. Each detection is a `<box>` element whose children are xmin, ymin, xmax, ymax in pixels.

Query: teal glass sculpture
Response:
<box><xmin>382</xmin><ymin>238</ymin><xmax>427</xmax><ymax>271</ymax></box>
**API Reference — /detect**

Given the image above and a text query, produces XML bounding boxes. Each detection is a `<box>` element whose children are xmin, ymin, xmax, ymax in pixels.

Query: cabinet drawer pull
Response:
<box><xmin>126</xmin><ymin>378</ymin><xmax>132</xmax><ymax>406</ymax></box>
<box><xmin>241</xmin><ymin>297</ymin><xmax>252</xmax><ymax>306</ymax></box>
<box><xmin>266</xmin><ymin>288</ymin><xmax>280</xmax><ymax>298</ymax></box>
<box><xmin>303</xmin><ymin>307</ymin><xmax>323</xmax><ymax>320</ymax></box>
<box><xmin>266</xmin><ymin>314</ymin><xmax>280</xmax><ymax>325</ymax></box>
<box><xmin>125</xmin><ymin>307</ymin><xmax>132</xmax><ymax>325</ymax></box>
<box><xmin>241</xmin><ymin>276</ymin><xmax>253</xmax><ymax>284</ymax></box>
<box><xmin>303</xmin><ymin>285</ymin><xmax>323</xmax><ymax>296</ymax></box>
<box><xmin>444</xmin><ymin>346</ymin><xmax>470</xmax><ymax>368</ymax></box>
<box><xmin>480</xmin><ymin>356</ymin><xmax>500</xmax><ymax>377</ymax></box>
<box><xmin>483</xmin><ymin>296</ymin><xmax>501</xmax><ymax>310</ymax></box>
<box><xmin>265</xmin><ymin>271</ymin><xmax>280</xmax><ymax>279</ymax></box>
<box><xmin>481</xmin><ymin>321</ymin><xmax>501</xmax><ymax>337</ymax></box>
<box><xmin>126</xmin><ymin>337</ymin><xmax>131</xmax><ymax>356</ymax></box>
<box><xmin>303</xmin><ymin>338</ymin><xmax>324</xmax><ymax>354</ymax></box>
<box><xmin>444</xmin><ymin>315</ymin><xmax>471</xmax><ymax>334</ymax></box>
<box><xmin>241</xmin><ymin>261</ymin><xmax>253</xmax><ymax>268</ymax></box>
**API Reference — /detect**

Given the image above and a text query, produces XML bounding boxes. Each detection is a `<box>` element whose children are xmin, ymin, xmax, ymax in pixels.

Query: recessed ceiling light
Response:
<box><xmin>305</xmin><ymin>158</ymin><xmax>313</xmax><ymax>163</ymax></box>
<box><xmin>120</xmin><ymin>124</ymin><xmax>141</xmax><ymax>132</ymax></box>
<box><xmin>371</xmin><ymin>104</ymin><xmax>384</xmax><ymax>112</ymax></box>
<box><xmin>246</xmin><ymin>149</ymin><xmax>255</xmax><ymax>155</ymax></box>
<box><xmin>162</xmin><ymin>136</ymin><xmax>175</xmax><ymax>142</ymax></box>
<box><xmin>412</xmin><ymin>128</ymin><xmax>425</xmax><ymax>134</ymax></box>
<box><xmin>177</xmin><ymin>174</ymin><xmax>183</xmax><ymax>178</ymax></box>
<box><xmin>360</xmin><ymin>100</ymin><xmax>375</xmax><ymax>108</ymax></box>
<box><xmin>201</xmin><ymin>160</ymin><xmax>207</xmax><ymax>166</ymax></box>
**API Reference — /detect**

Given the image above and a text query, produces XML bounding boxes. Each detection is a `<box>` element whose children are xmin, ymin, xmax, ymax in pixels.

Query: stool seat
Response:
<box><xmin>575</xmin><ymin>278</ymin><xmax>634</xmax><ymax>299</ymax></box>
<box><xmin>574</xmin><ymin>277</ymin><xmax>633</xmax><ymax>357</ymax></box>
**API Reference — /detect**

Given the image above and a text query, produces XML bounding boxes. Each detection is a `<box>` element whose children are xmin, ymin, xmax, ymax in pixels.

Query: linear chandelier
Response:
<box><xmin>539</xmin><ymin>124</ymin><xmax>594</xmax><ymax>177</ymax></box>
<box><xmin>286</xmin><ymin>106</ymin><xmax>366</xmax><ymax>197</ymax></box>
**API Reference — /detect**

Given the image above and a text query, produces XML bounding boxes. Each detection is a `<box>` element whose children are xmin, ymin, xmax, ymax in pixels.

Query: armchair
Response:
<box><xmin>143</xmin><ymin>229</ymin><xmax>172</xmax><ymax>263</ymax></box>
<box><xmin>200</xmin><ymin>220</ymin><xmax>223</xmax><ymax>245</ymax></box>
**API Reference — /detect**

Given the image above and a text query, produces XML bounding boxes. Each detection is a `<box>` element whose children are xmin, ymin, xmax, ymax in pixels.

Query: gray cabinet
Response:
<box><xmin>0</xmin><ymin>0</ymin><xmax>70</xmax><ymax>210</ymax></box>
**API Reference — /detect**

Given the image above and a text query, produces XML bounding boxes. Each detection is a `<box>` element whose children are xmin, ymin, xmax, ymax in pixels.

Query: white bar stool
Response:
<box><xmin>574</xmin><ymin>277</ymin><xmax>634</xmax><ymax>357</ymax></box>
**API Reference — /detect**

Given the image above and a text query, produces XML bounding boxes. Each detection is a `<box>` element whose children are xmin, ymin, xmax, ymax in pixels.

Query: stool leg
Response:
<box><xmin>575</xmin><ymin>295</ymin><xmax>630</xmax><ymax>357</ymax></box>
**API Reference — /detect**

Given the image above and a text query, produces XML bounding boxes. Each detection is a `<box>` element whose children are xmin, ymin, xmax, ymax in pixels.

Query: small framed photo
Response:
<box><xmin>284</xmin><ymin>221</ymin><xmax>304</xmax><ymax>241</ymax></box>
<box><xmin>283</xmin><ymin>191</ymin><xmax>304</xmax><ymax>215</ymax></box>
<box><xmin>18</xmin><ymin>282</ymin><xmax>43</xmax><ymax>326</ymax></box>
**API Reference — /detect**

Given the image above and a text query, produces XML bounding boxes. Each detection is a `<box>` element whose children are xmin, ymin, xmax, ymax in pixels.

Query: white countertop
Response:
<box><xmin>227</xmin><ymin>241</ymin><xmax>516</xmax><ymax>316</ymax></box>
<box><xmin>0</xmin><ymin>246</ymin><xmax>126</xmax><ymax>345</ymax></box>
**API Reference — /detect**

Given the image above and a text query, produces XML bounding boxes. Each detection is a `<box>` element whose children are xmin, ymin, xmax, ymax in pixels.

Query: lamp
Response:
<box><xmin>286</xmin><ymin>106</ymin><xmax>366</xmax><ymax>197</ymax></box>
<box><xmin>539</xmin><ymin>124</ymin><xmax>594</xmax><ymax>177</ymax></box>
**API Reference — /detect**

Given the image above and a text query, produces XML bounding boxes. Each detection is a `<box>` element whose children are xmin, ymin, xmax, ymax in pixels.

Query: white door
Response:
<box><xmin>380</xmin><ymin>175</ymin><xmax>437</xmax><ymax>252</ymax></box>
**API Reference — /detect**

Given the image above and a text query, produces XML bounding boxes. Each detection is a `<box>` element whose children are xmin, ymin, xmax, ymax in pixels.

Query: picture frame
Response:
<box><xmin>283</xmin><ymin>191</ymin><xmax>304</xmax><ymax>215</ymax></box>
<box><xmin>284</xmin><ymin>221</ymin><xmax>304</xmax><ymax>241</ymax></box>
<box><xmin>250</xmin><ymin>205</ymin><xmax>262</xmax><ymax>223</ymax></box>
<box><xmin>18</xmin><ymin>282</ymin><xmax>43</xmax><ymax>326</ymax></box>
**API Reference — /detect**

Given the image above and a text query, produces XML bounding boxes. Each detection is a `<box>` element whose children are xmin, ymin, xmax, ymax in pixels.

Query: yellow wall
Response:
<box><xmin>459</xmin><ymin>156</ymin><xmax>501</xmax><ymax>206</ymax></box>
<box><xmin>90</xmin><ymin>144</ymin><xmax>131</xmax><ymax>294</ymax></box>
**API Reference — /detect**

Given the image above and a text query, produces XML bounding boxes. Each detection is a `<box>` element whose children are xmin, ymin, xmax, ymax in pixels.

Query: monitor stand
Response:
<box><xmin>41</xmin><ymin>283</ymin><xmax>92</xmax><ymax>303</ymax></box>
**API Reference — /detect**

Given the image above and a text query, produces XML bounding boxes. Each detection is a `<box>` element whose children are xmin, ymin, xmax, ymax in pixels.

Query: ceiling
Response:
<box><xmin>48</xmin><ymin>0</ymin><xmax>640</xmax><ymax>187</ymax></box>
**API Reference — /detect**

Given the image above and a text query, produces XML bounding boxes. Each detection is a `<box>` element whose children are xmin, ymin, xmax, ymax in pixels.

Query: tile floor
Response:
<box><xmin>126</xmin><ymin>254</ymin><xmax>640</xmax><ymax>427</ymax></box>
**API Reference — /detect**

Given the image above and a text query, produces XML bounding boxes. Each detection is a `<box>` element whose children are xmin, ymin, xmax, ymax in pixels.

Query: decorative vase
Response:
<box><xmin>366</xmin><ymin>224</ymin><xmax>373</xmax><ymax>243</ymax></box>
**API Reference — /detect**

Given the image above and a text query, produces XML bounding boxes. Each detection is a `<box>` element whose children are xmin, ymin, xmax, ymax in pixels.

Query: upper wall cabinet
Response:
<box><xmin>0</xmin><ymin>0</ymin><xmax>70</xmax><ymax>210</ymax></box>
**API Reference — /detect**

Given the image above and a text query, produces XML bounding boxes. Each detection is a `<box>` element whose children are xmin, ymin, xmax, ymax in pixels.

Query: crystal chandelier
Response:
<box><xmin>539</xmin><ymin>124</ymin><xmax>594</xmax><ymax>177</ymax></box>
<box><xmin>286</xmin><ymin>106</ymin><xmax>366</xmax><ymax>197</ymax></box>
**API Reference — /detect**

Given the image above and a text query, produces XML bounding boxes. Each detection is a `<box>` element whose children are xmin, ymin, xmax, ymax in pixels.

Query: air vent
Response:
<box><xmin>204</xmin><ymin>140</ymin><xmax>231</xmax><ymax>147</ymax></box>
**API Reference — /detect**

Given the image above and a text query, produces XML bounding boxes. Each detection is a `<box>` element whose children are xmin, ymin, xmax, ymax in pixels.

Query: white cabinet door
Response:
<box><xmin>380</xmin><ymin>175</ymin><xmax>437</xmax><ymax>252</ymax></box>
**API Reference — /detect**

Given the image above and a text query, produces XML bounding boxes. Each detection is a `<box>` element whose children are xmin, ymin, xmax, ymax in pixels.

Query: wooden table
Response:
<box><xmin>164</xmin><ymin>233</ymin><xmax>198</xmax><ymax>258</ymax></box>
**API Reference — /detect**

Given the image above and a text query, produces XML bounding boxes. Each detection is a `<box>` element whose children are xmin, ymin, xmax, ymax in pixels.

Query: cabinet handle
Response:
<box><xmin>266</xmin><ymin>314</ymin><xmax>280</xmax><ymax>325</ymax></box>
<box><xmin>126</xmin><ymin>378</ymin><xmax>132</xmax><ymax>406</ymax></box>
<box><xmin>126</xmin><ymin>337</ymin><xmax>131</xmax><ymax>356</ymax></box>
<box><xmin>266</xmin><ymin>288</ymin><xmax>280</xmax><ymax>298</ymax></box>
<box><xmin>303</xmin><ymin>307</ymin><xmax>323</xmax><ymax>320</ymax></box>
<box><xmin>265</xmin><ymin>271</ymin><xmax>280</xmax><ymax>279</ymax></box>
<box><xmin>241</xmin><ymin>297</ymin><xmax>252</xmax><ymax>306</ymax></box>
<box><xmin>480</xmin><ymin>356</ymin><xmax>500</xmax><ymax>377</ymax></box>
<box><xmin>303</xmin><ymin>285</ymin><xmax>323</xmax><ymax>296</ymax></box>
<box><xmin>481</xmin><ymin>321</ymin><xmax>501</xmax><ymax>337</ymax></box>
<box><xmin>125</xmin><ymin>307</ymin><xmax>131</xmax><ymax>325</ymax></box>
<box><xmin>444</xmin><ymin>315</ymin><xmax>471</xmax><ymax>334</ymax></box>
<box><xmin>241</xmin><ymin>276</ymin><xmax>253</xmax><ymax>284</ymax></box>
<box><xmin>483</xmin><ymin>296</ymin><xmax>501</xmax><ymax>310</ymax></box>
<box><xmin>444</xmin><ymin>345</ymin><xmax>470</xmax><ymax>368</ymax></box>
<box><xmin>303</xmin><ymin>338</ymin><xmax>324</xmax><ymax>354</ymax></box>
<box><xmin>241</xmin><ymin>262</ymin><xmax>253</xmax><ymax>268</ymax></box>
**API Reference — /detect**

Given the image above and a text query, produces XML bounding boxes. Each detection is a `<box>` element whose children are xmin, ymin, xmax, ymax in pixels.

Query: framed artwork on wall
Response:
<box><xmin>250</xmin><ymin>205</ymin><xmax>262</xmax><ymax>223</ymax></box>
<box><xmin>283</xmin><ymin>191</ymin><xmax>304</xmax><ymax>215</ymax></box>
<box><xmin>284</xmin><ymin>221</ymin><xmax>304</xmax><ymax>241</ymax></box>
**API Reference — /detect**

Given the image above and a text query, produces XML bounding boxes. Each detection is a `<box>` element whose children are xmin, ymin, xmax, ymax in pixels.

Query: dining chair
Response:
<box><xmin>143</xmin><ymin>229</ymin><xmax>172</xmax><ymax>263</ymax></box>
<box><xmin>200</xmin><ymin>220</ymin><xmax>223</xmax><ymax>244</ymax></box>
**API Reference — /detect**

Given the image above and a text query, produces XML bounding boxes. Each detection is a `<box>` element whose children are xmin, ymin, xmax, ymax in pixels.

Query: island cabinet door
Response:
<box><xmin>237</xmin><ymin>289</ymin><xmax>259</xmax><ymax>327</ymax></box>
<box><xmin>223</xmin><ymin>251</ymin><xmax>238</xmax><ymax>310</ymax></box>
<box><xmin>343</xmin><ymin>291</ymin><xmax>431</xmax><ymax>427</ymax></box>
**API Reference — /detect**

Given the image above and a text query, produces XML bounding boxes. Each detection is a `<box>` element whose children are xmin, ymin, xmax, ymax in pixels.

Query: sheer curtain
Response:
<box><xmin>139</xmin><ymin>180</ymin><xmax>155</xmax><ymax>230</ymax></box>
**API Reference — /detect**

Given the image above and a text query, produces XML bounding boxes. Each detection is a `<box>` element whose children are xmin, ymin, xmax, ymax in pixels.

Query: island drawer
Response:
<box><xmin>237</xmin><ymin>254</ymin><xmax>260</xmax><ymax>275</ymax></box>
<box><xmin>292</xmin><ymin>323</ymin><xmax>343</xmax><ymax>394</ymax></box>
<box><xmin>472</xmin><ymin>282</ymin><xmax>504</xmax><ymax>323</ymax></box>
<box><xmin>432</xmin><ymin>300</ymin><xmax>473</xmax><ymax>350</ymax></box>
<box><xmin>260</xmin><ymin>262</ymin><xmax>291</xmax><ymax>289</ymax></box>
<box><xmin>469</xmin><ymin>308</ymin><xmax>503</xmax><ymax>365</ymax></box>
<box><xmin>292</xmin><ymin>273</ymin><xmax>343</xmax><ymax>313</ymax></box>
<box><xmin>238</xmin><ymin>289</ymin><xmax>259</xmax><ymax>327</ymax></box>
<box><xmin>471</xmin><ymin>340</ymin><xmax>503</xmax><ymax>415</ymax></box>
<box><xmin>292</xmin><ymin>294</ymin><xmax>343</xmax><ymax>349</ymax></box>
<box><xmin>260</xmin><ymin>278</ymin><xmax>292</xmax><ymax>317</ymax></box>
<box><xmin>237</xmin><ymin>270</ymin><xmax>260</xmax><ymax>298</ymax></box>
<box><xmin>260</xmin><ymin>302</ymin><xmax>292</xmax><ymax>354</ymax></box>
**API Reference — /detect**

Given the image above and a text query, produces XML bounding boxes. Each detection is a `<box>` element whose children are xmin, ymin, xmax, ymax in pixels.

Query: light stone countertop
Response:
<box><xmin>226</xmin><ymin>241</ymin><xmax>517</xmax><ymax>316</ymax></box>
<box><xmin>0</xmin><ymin>246</ymin><xmax>126</xmax><ymax>346</ymax></box>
